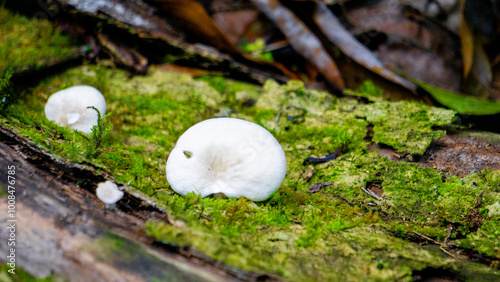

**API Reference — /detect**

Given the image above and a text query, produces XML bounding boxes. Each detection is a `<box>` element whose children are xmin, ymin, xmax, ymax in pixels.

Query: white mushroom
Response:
<box><xmin>166</xmin><ymin>118</ymin><xmax>287</xmax><ymax>201</ymax></box>
<box><xmin>96</xmin><ymin>181</ymin><xmax>124</xmax><ymax>209</ymax></box>
<box><xmin>45</xmin><ymin>85</ymin><xmax>106</xmax><ymax>134</ymax></box>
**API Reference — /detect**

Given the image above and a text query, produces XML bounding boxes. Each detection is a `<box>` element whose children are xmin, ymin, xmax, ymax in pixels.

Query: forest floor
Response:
<box><xmin>0</xmin><ymin>7</ymin><xmax>499</xmax><ymax>282</ymax></box>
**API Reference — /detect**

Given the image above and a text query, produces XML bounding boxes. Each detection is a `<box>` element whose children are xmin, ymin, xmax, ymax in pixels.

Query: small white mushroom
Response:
<box><xmin>166</xmin><ymin>118</ymin><xmax>287</xmax><ymax>201</ymax></box>
<box><xmin>96</xmin><ymin>181</ymin><xmax>124</xmax><ymax>209</ymax></box>
<box><xmin>45</xmin><ymin>85</ymin><xmax>106</xmax><ymax>134</ymax></box>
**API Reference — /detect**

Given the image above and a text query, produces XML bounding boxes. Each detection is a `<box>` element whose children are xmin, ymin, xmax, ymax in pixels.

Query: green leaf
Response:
<box><xmin>414</xmin><ymin>80</ymin><xmax>500</xmax><ymax>115</ymax></box>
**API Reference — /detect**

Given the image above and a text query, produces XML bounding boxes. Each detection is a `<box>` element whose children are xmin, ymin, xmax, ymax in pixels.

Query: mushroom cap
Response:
<box><xmin>45</xmin><ymin>85</ymin><xmax>106</xmax><ymax>134</ymax></box>
<box><xmin>166</xmin><ymin>118</ymin><xmax>287</xmax><ymax>201</ymax></box>
<box><xmin>96</xmin><ymin>181</ymin><xmax>124</xmax><ymax>205</ymax></box>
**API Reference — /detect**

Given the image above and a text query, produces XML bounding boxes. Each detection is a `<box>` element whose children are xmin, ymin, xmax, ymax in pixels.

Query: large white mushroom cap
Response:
<box><xmin>45</xmin><ymin>85</ymin><xmax>106</xmax><ymax>134</ymax></box>
<box><xmin>96</xmin><ymin>181</ymin><xmax>124</xmax><ymax>209</ymax></box>
<box><xmin>166</xmin><ymin>118</ymin><xmax>287</xmax><ymax>201</ymax></box>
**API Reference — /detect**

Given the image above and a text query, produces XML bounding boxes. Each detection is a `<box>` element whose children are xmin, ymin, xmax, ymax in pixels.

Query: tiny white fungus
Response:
<box><xmin>44</xmin><ymin>85</ymin><xmax>106</xmax><ymax>134</ymax></box>
<box><xmin>166</xmin><ymin>118</ymin><xmax>287</xmax><ymax>201</ymax></box>
<box><xmin>96</xmin><ymin>181</ymin><xmax>124</xmax><ymax>209</ymax></box>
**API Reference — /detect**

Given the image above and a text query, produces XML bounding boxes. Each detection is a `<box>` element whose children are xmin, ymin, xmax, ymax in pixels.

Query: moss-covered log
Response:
<box><xmin>1</xmin><ymin>5</ymin><xmax>499</xmax><ymax>282</ymax></box>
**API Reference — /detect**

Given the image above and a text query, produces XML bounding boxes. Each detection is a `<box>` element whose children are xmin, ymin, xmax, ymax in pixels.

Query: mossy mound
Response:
<box><xmin>0</xmin><ymin>8</ymin><xmax>79</xmax><ymax>71</ymax></box>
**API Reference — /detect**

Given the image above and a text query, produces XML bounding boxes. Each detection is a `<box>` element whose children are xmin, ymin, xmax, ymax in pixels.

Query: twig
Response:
<box><xmin>413</xmin><ymin>231</ymin><xmax>460</xmax><ymax>261</ymax></box>
<box><xmin>275</xmin><ymin>108</ymin><xmax>281</xmax><ymax>124</ymax></box>
<box><xmin>303</xmin><ymin>145</ymin><xmax>344</xmax><ymax>165</ymax></box>
<box><xmin>439</xmin><ymin>246</ymin><xmax>459</xmax><ymax>260</ymax></box>
<box><xmin>413</xmin><ymin>231</ymin><xmax>440</xmax><ymax>245</ymax></box>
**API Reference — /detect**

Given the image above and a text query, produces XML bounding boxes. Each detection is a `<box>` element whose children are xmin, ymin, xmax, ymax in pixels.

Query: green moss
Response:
<box><xmin>0</xmin><ymin>8</ymin><xmax>79</xmax><ymax>71</ymax></box>
<box><xmin>457</xmin><ymin>219</ymin><xmax>500</xmax><ymax>259</ymax></box>
<box><xmin>0</xmin><ymin>264</ymin><xmax>55</xmax><ymax>281</ymax></box>
<box><xmin>356</xmin><ymin>101</ymin><xmax>455</xmax><ymax>154</ymax></box>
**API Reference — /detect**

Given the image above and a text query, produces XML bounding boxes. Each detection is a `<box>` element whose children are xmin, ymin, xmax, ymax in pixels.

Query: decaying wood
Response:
<box><xmin>0</xmin><ymin>125</ymin><xmax>279</xmax><ymax>281</ymax></box>
<box><xmin>52</xmin><ymin>0</ymin><xmax>288</xmax><ymax>84</ymax></box>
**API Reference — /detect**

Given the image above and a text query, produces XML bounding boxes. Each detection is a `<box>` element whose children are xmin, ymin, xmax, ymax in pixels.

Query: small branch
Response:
<box><xmin>303</xmin><ymin>145</ymin><xmax>344</xmax><ymax>165</ymax></box>
<box><xmin>413</xmin><ymin>231</ymin><xmax>440</xmax><ymax>245</ymax></box>
<box><xmin>413</xmin><ymin>231</ymin><xmax>459</xmax><ymax>260</ymax></box>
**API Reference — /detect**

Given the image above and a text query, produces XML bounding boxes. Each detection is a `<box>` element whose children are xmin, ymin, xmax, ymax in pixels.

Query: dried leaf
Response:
<box><xmin>149</xmin><ymin>0</ymin><xmax>241</xmax><ymax>55</ymax></box>
<box><xmin>251</xmin><ymin>0</ymin><xmax>345</xmax><ymax>90</ymax></box>
<box><xmin>345</xmin><ymin>0</ymin><xmax>461</xmax><ymax>92</ymax></box>
<box><xmin>314</xmin><ymin>2</ymin><xmax>416</xmax><ymax>93</ymax></box>
<box><xmin>213</xmin><ymin>10</ymin><xmax>259</xmax><ymax>45</ymax></box>
<box><xmin>460</xmin><ymin>0</ymin><xmax>474</xmax><ymax>77</ymax></box>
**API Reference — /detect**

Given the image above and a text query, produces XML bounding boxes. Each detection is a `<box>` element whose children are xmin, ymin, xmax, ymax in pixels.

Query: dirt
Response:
<box><xmin>419</xmin><ymin>135</ymin><xmax>500</xmax><ymax>178</ymax></box>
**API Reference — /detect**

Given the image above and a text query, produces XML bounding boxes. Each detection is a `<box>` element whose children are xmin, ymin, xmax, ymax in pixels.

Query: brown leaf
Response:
<box><xmin>341</xmin><ymin>0</ymin><xmax>462</xmax><ymax>93</ymax></box>
<box><xmin>460</xmin><ymin>0</ymin><xmax>475</xmax><ymax>77</ymax></box>
<box><xmin>149</xmin><ymin>0</ymin><xmax>241</xmax><ymax>55</ymax></box>
<box><xmin>314</xmin><ymin>2</ymin><xmax>416</xmax><ymax>93</ymax></box>
<box><xmin>213</xmin><ymin>10</ymin><xmax>259</xmax><ymax>46</ymax></box>
<box><xmin>251</xmin><ymin>0</ymin><xmax>345</xmax><ymax>90</ymax></box>
<box><xmin>307</xmin><ymin>181</ymin><xmax>335</xmax><ymax>193</ymax></box>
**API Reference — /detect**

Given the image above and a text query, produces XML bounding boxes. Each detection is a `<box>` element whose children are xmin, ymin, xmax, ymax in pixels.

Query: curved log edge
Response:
<box><xmin>0</xmin><ymin>125</ymin><xmax>279</xmax><ymax>281</ymax></box>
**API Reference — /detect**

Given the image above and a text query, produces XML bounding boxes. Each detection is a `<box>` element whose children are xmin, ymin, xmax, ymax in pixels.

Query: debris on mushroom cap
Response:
<box><xmin>44</xmin><ymin>85</ymin><xmax>106</xmax><ymax>134</ymax></box>
<box><xmin>96</xmin><ymin>180</ymin><xmax>124</xmax><ymax>209</ymax></box>
<box><xmin>166</xmin><ymin>118</ymin><xmax>287</xmax><ymax>201</ymax></box>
